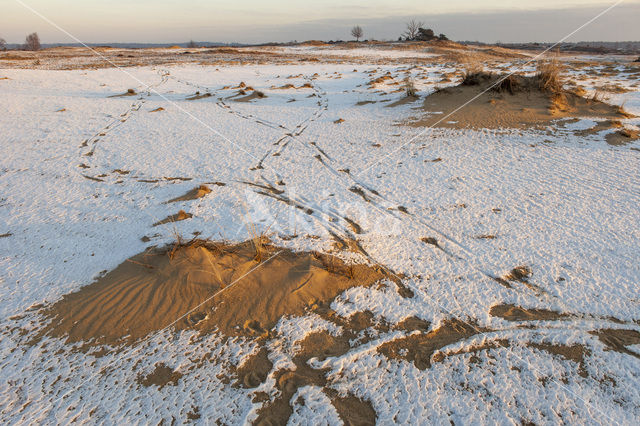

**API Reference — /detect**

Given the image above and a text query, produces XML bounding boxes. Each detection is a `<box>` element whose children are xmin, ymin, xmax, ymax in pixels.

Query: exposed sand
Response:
<box><xmin>152</xmin><ymin>209</ymin><xmax>192</xmax><ymax>226</ymax></box>
<box><xmin>39</xmin><ymin>239</ymin><xmax>386</xmax><ymax>345</ymax></box>
<box><xmin>233</xmin><ymin>91</ymin><xmax>267</xmax><ymax>102</ymax></box>
<box><xmin>166</xmin><ymin>184</ymin><xmax>211</xmax><ymax>203</ymax></box>
<box><xmin>408</xmin><ymin>72</ymin><xmax>632</xmax><ymax>130</ymax></box>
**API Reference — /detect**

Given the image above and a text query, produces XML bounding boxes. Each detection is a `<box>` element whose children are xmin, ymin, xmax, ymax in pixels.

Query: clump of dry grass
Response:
<box><xmin>461</xmin><ymin>68</ymin><xmax>490</xmax><ymax>86</ymax></box>
<box><xmin>536</xmin><ymin>60</ymin><xmax>564</xmax><ymax>94</ymax></box>
<box><xmin>591</xmin><ymin>90</ymin><xmax>604</xmax><ymax>102</ymax></box>
<box><xmin>494</xmin><ymin>75</ymin><xmax>520</xmax><ymax>95</ymax></box>
<box><xmin>504</xmin><ymin>265</ymin><xmax>532</xmax><ymax>282</ymax></box>
<box><xmin>403</xmin><ymin>77</ymin><xmax>417</xmax><ymax>97</ymax></box>
<box><xmin>255</xmin><ymin>90</ymin><xmax>265</xmax><ymax>98</ymax></box>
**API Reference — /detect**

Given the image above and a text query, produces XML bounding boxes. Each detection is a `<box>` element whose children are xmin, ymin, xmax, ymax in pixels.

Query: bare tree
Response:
<box><xmin>350</xmin><ymin>25</ymin><xmax>363</xmax><ymax>42</ymax></box>
<box><xmin>187</xmin><ymin>40</ymin><xmax>198</xmax><ymax>48</ymax></box>
<box><xmin>24</xmin><ymin>32</ymin><xmax>41</xmax><ymax>51</ymax></box>
<box><xmin>403</xmin><ymin>19</ymin><xmax>424</xmax><ymax>41</ymax></box>
<box><xmin>0</xmin><ymin>38</ymin><xmax>6</xmax><ymax>51</ymax></box>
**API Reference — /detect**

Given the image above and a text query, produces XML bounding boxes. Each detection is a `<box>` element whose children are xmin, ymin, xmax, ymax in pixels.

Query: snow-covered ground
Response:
<box><xmin>0</xmin><ymin>55</ymin><xmax>639</xmax><ymax>424</ymax></box>
<box><xmin>278</xmin><ymin>45</ymin><xmax>441</xmax><ymax>59</ymax></box>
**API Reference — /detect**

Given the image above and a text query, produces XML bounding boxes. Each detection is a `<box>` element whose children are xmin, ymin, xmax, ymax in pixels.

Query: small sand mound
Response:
<box><xmin>410</xmin><ymin>72</ymin><xmax>632</xmax><ymax>129</ymax></box>
<box><xmin>167</xmin><ymin>184</ymin><xmax>211</xmax><ymax>203</ymax></box>
<box><xmin>186</xmin><ymin>92</ymin><xmax>212</xmax><ymax>101</ymax></box>
<box><xmin>152</xmin><ymin>209</ymin><xmax>192</xmax><ymax>226</ymax></box>
<box><xmin>109</xmin><ymin>88</ymin><xmax>137</xmax><ymax>98</ymax></box>
<box><xmin>38</xmin><ymin>240</ymin><xmax>386</xmax><ymax>345</ymax></box>
<box><xmin>233</xmin><ymin>91</ymin><xmax>266</xmax><ymax>102</ymax></box>
<box><xmin>605</xmin><ymin>128</ymin><xmax>640</xmax><ymax>146</ymax></box>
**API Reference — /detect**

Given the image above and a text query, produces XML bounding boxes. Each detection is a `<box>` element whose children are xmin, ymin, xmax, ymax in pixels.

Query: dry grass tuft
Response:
<box><xmin>494</xmin><ymin>75</ymin><xmax>520</xmax><ymax>95</ymax></box>
<box><xmin>403</xmin><ymin>77</ymin><xmax>417</xmax><ymax>97</ymax></box>
<box><xmin>536</xmin><ymin>60</ymin><xmax>563</xmax><ymax>94</ymax></box>
<box><xmin>504</xmin><ymin>265</ymin><xmax>532</xmax><ymax>282</ymax></box>
<box><xmin>591</xmin><ymin>90</ymin><xmax>604</xmax><ymax>102</ymax></box>
<box><xmin>461</xmin><ymin>66</ymin><xmax>490</xmax><ymax>86</ymax></box>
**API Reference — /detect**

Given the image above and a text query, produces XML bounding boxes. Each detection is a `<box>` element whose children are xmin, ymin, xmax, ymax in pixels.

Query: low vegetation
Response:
<box><xmin>535</xmin><ymin>60</ymin><xmax>563</xmax><ymax>94</ymax></box>
<box><xmin>403</xmin><ymin>77</ymin><xmax>417</xmax><ymax>97</ymax></box>
<box><xmin>402</xmin><ymin>20</ymin><xmax>447</xmax><ymax>41</ymax></box>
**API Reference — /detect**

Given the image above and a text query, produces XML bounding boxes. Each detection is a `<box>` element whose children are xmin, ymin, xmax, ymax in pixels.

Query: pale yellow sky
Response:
<box><xmin>2</xmin><ymin>0</ymin><xmax>638</xmax><ymax>43</ymax></box>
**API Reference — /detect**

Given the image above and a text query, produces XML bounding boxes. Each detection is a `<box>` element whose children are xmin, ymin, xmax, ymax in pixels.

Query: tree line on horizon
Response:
<box><xmin>349</xmin><ymin>20</ymin><xmax>447</xmax><ymax>43</ymax></box>
<box><xmin>0</xmin><ymin>19</ymin><xmax>448</xmax><ymax>52</ymax></box>
<box><xmin>0</xmin><ymin>32</ymin><xmax>41</xmax><ymax>51</ymax></box>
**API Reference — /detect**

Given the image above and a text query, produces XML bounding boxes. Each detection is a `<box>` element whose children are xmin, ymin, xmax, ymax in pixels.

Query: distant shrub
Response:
<box><xmin>24</xmin><ymin>32</ymin><xmax>40</xmax><ymax>51</ymax></box>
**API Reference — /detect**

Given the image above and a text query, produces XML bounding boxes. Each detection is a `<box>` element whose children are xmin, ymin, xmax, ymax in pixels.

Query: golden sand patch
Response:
<box><xmin>166</xmin><ymin>184</ymin><xmax>212</xmax><ymax>203</ymax></box>
<box><xmin>408</xmin><ymin>72</ymin><xmax>632</xmax><ymax>130</ymax></box>
<box><xmin>378</xmin><ymin>319</ymin><xmax>488</xmax><ymax>370</ymax></box>
<box><xmin>152</xmin><ymin>209</ymin><xmax>192</xmax><ymax>226</ymax></box>
<box><xmin>38</xmin><ymin>239</ymin><xmax>386</xmax><ymax>345</ymax></box>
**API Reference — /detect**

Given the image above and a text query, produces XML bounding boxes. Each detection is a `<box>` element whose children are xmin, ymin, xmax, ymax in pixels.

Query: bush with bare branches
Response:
<box><xmin>403</xmin><ymin>19</ymin><xmax>424</xmax><ymax>41</ymax></box>
<box><xmin>24</xmin><ymin>32</ymin><xmax>40</xmax><ymax>51</ymax></box>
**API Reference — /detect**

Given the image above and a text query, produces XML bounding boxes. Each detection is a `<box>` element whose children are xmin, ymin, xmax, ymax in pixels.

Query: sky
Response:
<box><xmin>1</xmin><ymin>0</ymin><xmax>639</xmax><ymax>44</ymax></box>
